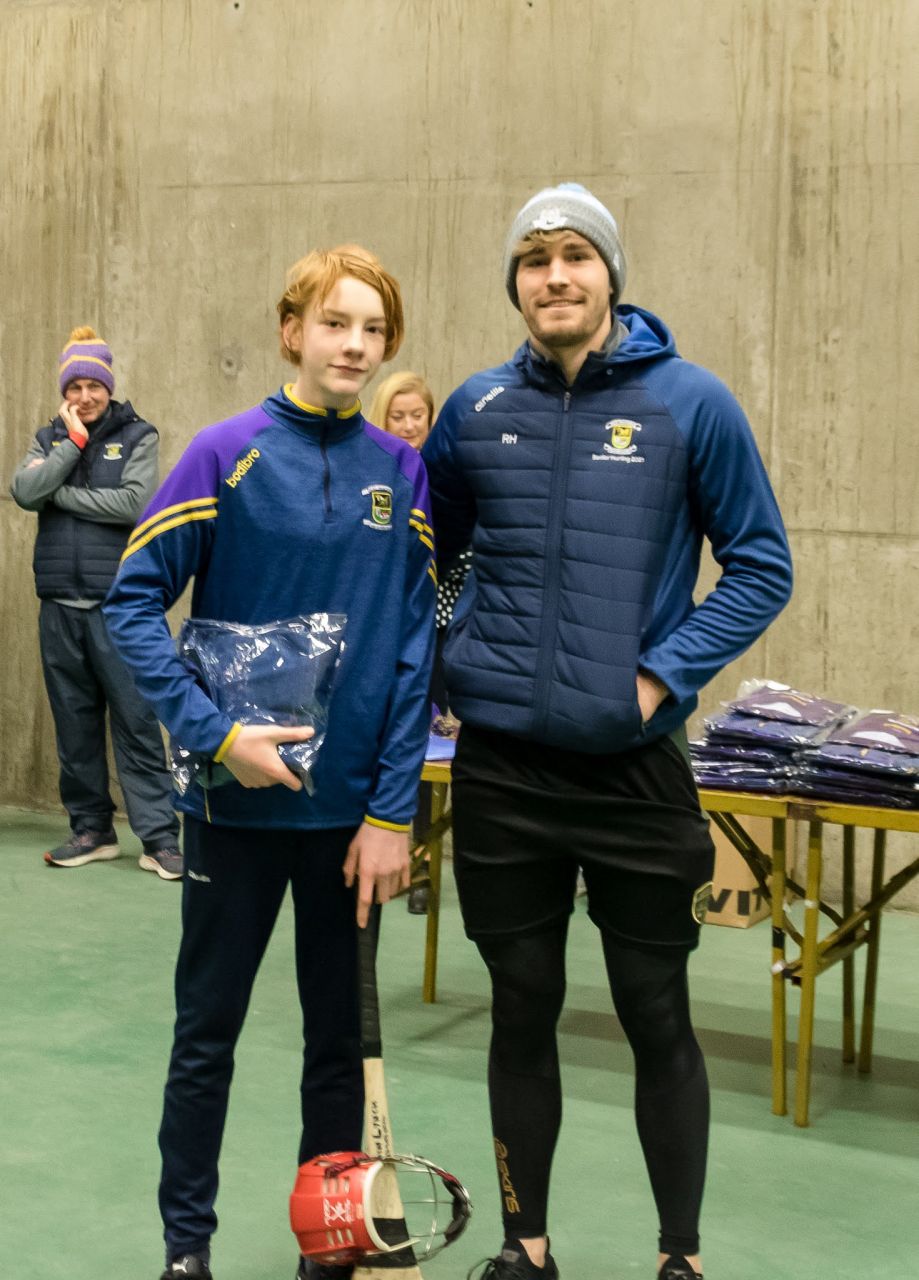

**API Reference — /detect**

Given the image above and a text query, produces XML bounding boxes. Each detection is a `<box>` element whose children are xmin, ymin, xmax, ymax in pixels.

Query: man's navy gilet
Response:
<box><xmin>32</xmin><ymin>401</ymin><xmax>156</xmax><ymax>601</ymax></box>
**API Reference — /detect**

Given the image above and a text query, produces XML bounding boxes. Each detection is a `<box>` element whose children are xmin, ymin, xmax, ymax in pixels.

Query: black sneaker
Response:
<box><xmin>659</xmin><ymin>1258</ymin><xmax>702</xmax><ymax>1280</ymax></box>
<box><xmin>44</xmin><ymin>828</ymin><xmax>120</xmax><ymax>868</ymax></box>
<box><xmin>160</xmin><ymin>1257</ymin><xmax>212</xmax><ymax>1279</ymax></box>
<box><xmin>296</xmin><ymin>1259</ymin><xmax>355</xmax><ymax>1279</ymax></box>
<box><xmin>468</xmin><ymin>1240</ymin><xmax>559</xmax><ymax>1279</ymax></box>
<box><xmin>139</xmin><ymin>845</ymin><xmax>184</xmax><ymax>880</ymax></box>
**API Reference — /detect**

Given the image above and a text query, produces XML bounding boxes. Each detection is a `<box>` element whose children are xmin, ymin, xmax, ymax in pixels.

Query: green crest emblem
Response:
<box><xmin>371</xmin><ymin>490</ymin><xmax>392</xmax><ymax>525</ymax></box>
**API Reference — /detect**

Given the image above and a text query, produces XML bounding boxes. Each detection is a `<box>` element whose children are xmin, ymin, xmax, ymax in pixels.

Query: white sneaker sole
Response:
<box><xmin>46</xmin><ymin>843</ymin><xmax>121</xmax><ymax>868</ymax></box>
<box><xmin>138</xmin><ymin>853</ymin><xmax>183</xmax><ymax>881</ymax></box>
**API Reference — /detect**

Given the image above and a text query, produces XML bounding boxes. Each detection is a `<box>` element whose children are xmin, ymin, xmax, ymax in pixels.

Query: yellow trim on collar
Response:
<box><xmin>363</xmin><ymin>815</ymin><xmax>412</xmax><ymax>833</ymax></box>
<box><xmin>214</xmin><ymin>722</ymin><xmax>242</xmax><ymax>764</ymax></box>
<box><xmin>284</xmin><ymin>383</ymin><xmax>361</xmax><ymax>419</ymax></box>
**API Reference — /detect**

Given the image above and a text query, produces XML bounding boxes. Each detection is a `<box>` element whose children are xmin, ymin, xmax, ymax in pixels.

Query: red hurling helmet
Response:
<box><xmin>290</xmin><ymin>1151</ymin><xmax>471</xmax><ymax>1266</ymax></box>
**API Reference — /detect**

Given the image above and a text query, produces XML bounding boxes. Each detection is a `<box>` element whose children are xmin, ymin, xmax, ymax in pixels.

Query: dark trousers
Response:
<box><xmin>159</xmin><ymin>817</ymin><xmax>363</xmax><ymax>1261</ymax></box>
<box><xmin>38</xmin><ymin>600</ymin><xmax>178</xmax><ymax>848</ymax></box>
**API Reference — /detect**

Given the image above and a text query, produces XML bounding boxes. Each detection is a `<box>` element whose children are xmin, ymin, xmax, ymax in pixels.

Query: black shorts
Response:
<box><xmin>451</xmin><ymin>723</ymin><xmax>715</xmax><ymax>950</ymax></box>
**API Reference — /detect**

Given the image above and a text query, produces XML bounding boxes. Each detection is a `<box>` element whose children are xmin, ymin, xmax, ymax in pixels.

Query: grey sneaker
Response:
<box><xmin>139</xmin><ymin>846</ymin><xmax>184</xmax><ymax>880</ymax></box>
<box><xmin>44</xmin><ymin>829</ymin><xmax>120</xmax><ymax>868</ymax></box>
<box><xmin>160</xmin><ymin>1257</ymin><xmax>212</xmax><ymax>1279</ymax></box>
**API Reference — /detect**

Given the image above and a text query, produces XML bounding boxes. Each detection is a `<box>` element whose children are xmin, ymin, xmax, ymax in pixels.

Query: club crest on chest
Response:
<box><xmin>362</xmin><ymin>484</ymin><xmax>394</xmax><ymax>529</ymax></box>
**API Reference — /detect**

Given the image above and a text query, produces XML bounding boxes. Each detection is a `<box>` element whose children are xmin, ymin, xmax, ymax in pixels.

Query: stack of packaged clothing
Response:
<box><xmin>794</xmin><ymin>711</ymin><xmax>919</xmax><ymax>809</ymax></box>
<box><xmin>690</xmin><ymin>682</ymin><xmax>854</xmax><ymax>795</ymax></box>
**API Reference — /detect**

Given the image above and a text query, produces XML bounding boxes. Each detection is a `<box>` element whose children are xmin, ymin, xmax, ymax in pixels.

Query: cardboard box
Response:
<box><xmin>704</xmin><ymin>814</ymin><xmax>794</xmax><ymax>929</ymax></box>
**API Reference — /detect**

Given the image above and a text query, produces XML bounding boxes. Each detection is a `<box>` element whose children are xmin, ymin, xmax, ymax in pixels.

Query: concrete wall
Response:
<box><xmin>2</xmin><ymin>0</ymin><xmax>917</xmax><ymax>902</ymax></box>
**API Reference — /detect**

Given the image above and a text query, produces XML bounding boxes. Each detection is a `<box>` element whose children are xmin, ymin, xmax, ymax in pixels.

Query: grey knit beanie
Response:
<box><xmin>504</xmin><ymin>183</ymin><xmax>627</xmax><ymax>309</ymax></box>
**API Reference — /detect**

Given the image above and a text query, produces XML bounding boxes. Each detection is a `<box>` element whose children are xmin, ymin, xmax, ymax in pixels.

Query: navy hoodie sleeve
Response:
<box><xmin>421</xmin><ymin>386</ymin><xmax>478</xmax><ymax>570</ymax></box>
<box><xmin>640</xmin><ymin>372</ymin><xmax>793</xmax><ymax>700</ymax></box>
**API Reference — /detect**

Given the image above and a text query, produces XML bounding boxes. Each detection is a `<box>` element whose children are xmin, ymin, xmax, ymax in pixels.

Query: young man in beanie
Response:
<box><xmin>10</xmin><ymin>327</ymin><xmax>182</xmax><ymax>878</ymax></box>
<box><xmin>103</xmin><ymin>245</ymin><xmax>435</xmax><ymax>1280</ymax></box>
<box><xmin>422</xmin><ymin>184</ymin><xmax>793</xmax><ymax>1280</ymax></box>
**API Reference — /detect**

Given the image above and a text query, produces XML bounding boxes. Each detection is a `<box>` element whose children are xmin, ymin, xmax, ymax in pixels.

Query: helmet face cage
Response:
<box><xmin>290</xmin><ymin>1151</ymin><xmax>472</xmax><ymax>1266</ymax></box>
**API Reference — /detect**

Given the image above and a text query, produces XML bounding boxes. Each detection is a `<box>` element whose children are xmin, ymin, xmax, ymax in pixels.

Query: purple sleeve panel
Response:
<box><xmin>133</xmin><ymin>406</ymin><xmax>271</xmax><ymax>530</ymax></box>
<box><xmin>103</xmin><ymin>406</ymin><xmax>273</xmax><ymax>758</ymax></box>
<box><xmin>363</xmin><ymin>421</ymin><xmax>426</xmax><ymax>482</ymax></box>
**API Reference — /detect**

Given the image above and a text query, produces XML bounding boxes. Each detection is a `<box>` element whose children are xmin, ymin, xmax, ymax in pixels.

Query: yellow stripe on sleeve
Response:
<box><xmin>363</xmin><ymin>815</ymin><xmax>412</xmax><ymax>833</ymax></box>
<box><xmin>213</xmin><ymin>722</ymin><xmax>242</xmax><ymax>763</ymax></box>
<box><xmin>120</xmin><ymin>507</ymin><xmax>218</xmax><ymax>562</ymax></box>
<box><xmin>427</xmin><ymin>564</ymin><xmax>438</xmax><ymax>586</ymax></box>
<box><xmin>409</xmin><ymin>519</ymin><xmax>435</xmax><ymax>551</ymax></box>
<box><xmin>129</xmin><ymin>496</ymin><xmax>221</xmax><ymax>545</ymax></box>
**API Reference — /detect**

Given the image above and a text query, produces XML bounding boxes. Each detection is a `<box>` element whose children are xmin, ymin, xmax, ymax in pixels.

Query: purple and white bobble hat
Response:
<box><xmin>58</xmin><ymin>329</ymin><xmax>115</xmax><ymax>395</ymax></box>
<box><xmin>503</xmin><ymin>183</ymin><xmax>627</xmax><ymax>310</ymax></box>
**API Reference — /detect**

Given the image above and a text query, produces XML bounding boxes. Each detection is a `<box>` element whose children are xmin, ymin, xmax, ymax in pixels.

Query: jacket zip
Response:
<box><xmin>532</xmin><ymin>388</ymin><xmax>572</xmax><ymax>735</ymax></box>
<box><xmin>71</xmin><ymin>432</ymin><xmax>85</xmax><ymax>594</ymax></box>
<box><xmin>320</xmin><ymin>426</ymin><xmax>333</xmax><ymax>519</ymax></box>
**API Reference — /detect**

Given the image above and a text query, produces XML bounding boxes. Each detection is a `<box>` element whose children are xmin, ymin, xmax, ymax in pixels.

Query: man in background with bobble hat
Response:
<box><xmin>10</xmin><ymin>326</ymin><xmax>182</xmax><ymax>879</ymax></box>
<box><xmin>423</xmin><ymin>184</ymin><xmax>792</xmax><ymax>1280</ymax></box>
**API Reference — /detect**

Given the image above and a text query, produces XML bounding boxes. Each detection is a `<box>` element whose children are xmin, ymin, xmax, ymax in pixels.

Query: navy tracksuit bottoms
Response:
<box><xmin>39</xmin><ymin>600</ymin><xmax>178</xmax><ymax>847</ymax></box>
<box><xmin>159</xmin><ymin>816</ymin><xmax>363</xmax><ymax>1263</ymax></box>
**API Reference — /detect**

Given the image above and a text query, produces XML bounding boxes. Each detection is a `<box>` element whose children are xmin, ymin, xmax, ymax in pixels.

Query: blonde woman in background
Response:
<box><xmin>369</xmin><ymin>370</ymin><xmax>434</xmax><ymax>448</ymax></box>
<box><xmin>372</xmin><ymin>371</ymin><xmax>471</xmax><ymax>912</ymax></box>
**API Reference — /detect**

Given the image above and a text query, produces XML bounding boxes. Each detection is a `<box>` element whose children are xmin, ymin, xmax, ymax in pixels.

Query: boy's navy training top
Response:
<box><xmin>103</xmin><ymin>386</ymin><xmax>436</xmax><ymax>831</ymax></box>
<box><xmin>421</xmin><ymin>304</ymin><xmax>793</xmax><ymax>754</ymax></box>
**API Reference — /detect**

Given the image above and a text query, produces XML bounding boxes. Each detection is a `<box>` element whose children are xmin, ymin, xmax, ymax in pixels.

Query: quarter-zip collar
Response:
<box><xmin>261</xmin><ymin>384</ymin><xmax>365</xmax><ymax>443</ymax></box>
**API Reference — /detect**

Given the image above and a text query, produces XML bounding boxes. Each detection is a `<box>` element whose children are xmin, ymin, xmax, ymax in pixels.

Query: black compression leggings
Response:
<box><xmin>477</xmin><ymin>921</ymin><xmax>708</xmax><ymax>1257</ymax></box>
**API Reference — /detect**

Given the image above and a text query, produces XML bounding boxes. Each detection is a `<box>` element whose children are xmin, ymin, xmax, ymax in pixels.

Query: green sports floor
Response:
<box><xmin>2</xmin><ymin>805</ymin><xmax>917</xmax><ymax>1280</ymax></box>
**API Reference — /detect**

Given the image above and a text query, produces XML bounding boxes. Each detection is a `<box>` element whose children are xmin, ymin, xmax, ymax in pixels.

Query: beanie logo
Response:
<box><xmin>530</xmin><ymin>208</ymin><xmax>568</xmax><ymax>232</ymax></box>
<box><xmin>362</xmin><ymin>484</ymin><xmax>393</xmax><ymax>529</ymax></box>
<box><xmin>103</xmin><ymin>443</ymin><xmax>123</xmax><ymax>461</ymax></box>
<box><xmin>592</xmin><ymin>419</ymin><xmax>645</xmax><ymax>465</ymax></box>
<box><xmin>224</xmin><ymin>447</ymin><xmax>261</xmax><ymax>488</ymax></box>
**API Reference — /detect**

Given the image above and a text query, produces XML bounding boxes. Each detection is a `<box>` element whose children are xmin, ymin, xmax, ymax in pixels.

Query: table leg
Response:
<box><xmin>841</xmin><ymin>828</ymin><xmax>856</xmax><ymax>1063</ymax></box>
<box><xmin>794</xmin><ymin>820</ymin><xmax>823</xmax><ymax>1127</ymax></box>
<box><xmin>858</xmin><ymin>829</ymin><xmax>886</xmax><ymax>1074</ymax></box>
<box><xmin>422</xmin><ymin>782</ymin><xmax>447</xmax><ymax>1004</ymax></box>
<box><xmin>770</xmin><ymin>816</ymin><xmax>788</xmax><ymax>1115</ymax></box>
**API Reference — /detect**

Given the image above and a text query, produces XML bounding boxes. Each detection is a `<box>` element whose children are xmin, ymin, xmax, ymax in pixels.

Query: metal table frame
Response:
<box><xmin>412</xmin><ymin>767</ymin><xmax>919</xmax><ymax>1127</ymax></box>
